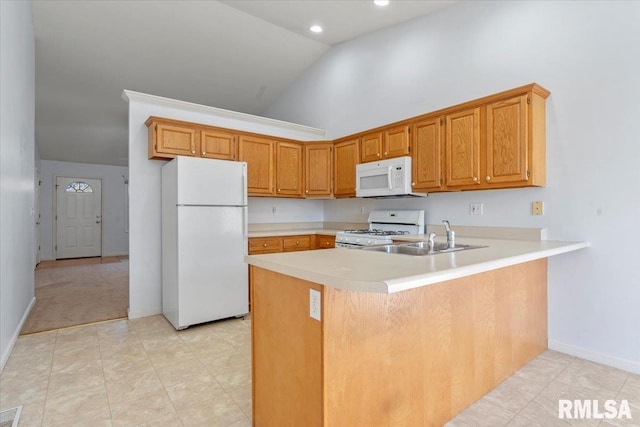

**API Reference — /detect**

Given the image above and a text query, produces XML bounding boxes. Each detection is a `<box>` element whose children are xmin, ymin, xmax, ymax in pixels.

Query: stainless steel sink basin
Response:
<box><xmin>362</xmin><ymin>241</ymin><xmax>487</xmax><ymax>256</ymax></box>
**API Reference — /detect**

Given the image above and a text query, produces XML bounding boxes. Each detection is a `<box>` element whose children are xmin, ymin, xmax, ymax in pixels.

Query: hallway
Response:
<box><xmin>21</xmin><ymin>257</ymin><xmax>129</xmax><ymax>335</ymax></box>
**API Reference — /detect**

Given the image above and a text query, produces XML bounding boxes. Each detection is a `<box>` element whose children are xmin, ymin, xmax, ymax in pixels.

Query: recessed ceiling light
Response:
<box><xmin>374</xmin><ymin>0</ymin><xmax>389</xmax><ymax>6</ymax></box>
<box><xmin>310</xmin><ymin>25</ymin><xmax>323</xmax><ymax>33</ymax></box>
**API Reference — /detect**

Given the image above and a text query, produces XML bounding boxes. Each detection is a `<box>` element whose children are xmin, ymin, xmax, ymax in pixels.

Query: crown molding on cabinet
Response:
<box><xmin>122</xmin><ymin>90</ymin><xmax>327</xmax><ymax>139</ymax></box>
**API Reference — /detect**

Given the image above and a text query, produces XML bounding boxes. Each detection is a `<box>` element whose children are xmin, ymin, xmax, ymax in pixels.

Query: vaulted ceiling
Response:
<box><xmin>31</xmin><ymin>0</ymin><xmax>457</xmax><ymax>166</ymax></box>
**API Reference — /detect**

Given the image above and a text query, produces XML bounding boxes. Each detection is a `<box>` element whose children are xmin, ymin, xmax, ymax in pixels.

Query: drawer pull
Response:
<box><xmin>263</xmin><ymin>243</ymin><xmax>268</xmax><ymax>248</ymax></box>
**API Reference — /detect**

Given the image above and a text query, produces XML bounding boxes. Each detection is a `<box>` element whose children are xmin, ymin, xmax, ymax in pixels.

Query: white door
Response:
<box><xmin>56</xmin><ymin>177</ymin><xmax>102</xmax><ymax>259</ymax></box>
<box><xmin>35</xmin><ymin>169</ymin><xmax>41</xmax><ymax>265</ymax></box>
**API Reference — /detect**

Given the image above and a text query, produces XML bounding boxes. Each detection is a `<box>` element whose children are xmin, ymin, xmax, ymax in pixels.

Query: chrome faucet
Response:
<box><xmin>443</xmin><ymin>220</ymin><xmax>455</xmax><ymax>249</ymax></box>
<box><xmin>427</xmin><ymin>232</ymin><xmax>437</xmax><ymax>252</ymax></box>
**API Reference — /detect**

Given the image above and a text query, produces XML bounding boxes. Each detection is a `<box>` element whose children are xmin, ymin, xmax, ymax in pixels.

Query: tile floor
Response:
<box><xmin>2</xmin><ymin>314</ymin><xmax>638</xmax><ymax>426</ymax></box>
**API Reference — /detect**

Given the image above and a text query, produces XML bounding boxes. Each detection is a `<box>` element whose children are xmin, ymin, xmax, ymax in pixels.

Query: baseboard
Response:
<box><xmin>1</xmin><ymin>297</ymin><xmax>36</xmax><ymax>373</ymax></box>
<box><xmin>549</xmin><ymin>339</ymin><xmax>640</xmax><ymax>375</ymax></box>
<box><xmin>102</xmin><ymin>252</ymin><xmax>129</xmax><ymax>257</ymax></box>
<box><xmin>127</xmin><ymin>306</ymin><xmax>162</xmax><ymax>320</ymax></box>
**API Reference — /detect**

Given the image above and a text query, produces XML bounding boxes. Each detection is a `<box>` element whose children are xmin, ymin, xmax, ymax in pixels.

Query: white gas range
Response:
<box><xmin>335</xmin><ymin>210</ymin><xmax>425</xmax><ymax>249</ymax></box>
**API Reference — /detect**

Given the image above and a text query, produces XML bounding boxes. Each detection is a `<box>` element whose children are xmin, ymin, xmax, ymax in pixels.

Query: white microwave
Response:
<box><xmin>356</xmin><ymin>156</ymin><xmax>427</xmax><ymax>198</ymax></box>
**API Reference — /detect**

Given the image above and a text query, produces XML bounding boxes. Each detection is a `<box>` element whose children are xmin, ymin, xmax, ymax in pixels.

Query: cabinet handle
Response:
<box><xmin>306</xmin><ymin>190</ymin><xmax>309</xmax><ymax>193</ymax></box>
<box><xmin>377</xmin><ymin>153</ymin><xmax>380</xmax><ymax>157</ymax></box>
<box><xmin>202</xmin><ymin>151</ymin><xmax>206</xmax><ymax>155</ymax></box>
<box><xmin>412</xmin><ymin>182</ymin><xmax>415</xmax><ymax>186</ymax></box>
<box><xmin>384</xmin><ymin>152</ymin><xmax>387</xmax><ymax>156</ymax></box>
<box><xmin>263</xmin><ymin>243</ymin><xmax>268</xmax><ymax>248</ymax></box>
<box><xmin>191</xmin><ymin>150</ymin><xmax>195</xmax><ymax>154</ymax></box>
<box><xmin>296</xmin><ymin>241</ymin><xmax>300</xmax><ymax>245</ymax></box>
<box><xmin>472</xmin><ymin>176</ymin><xmax>478</xmax><ymax>182</ymax></box>
<box><xmin>278</xmin><ymin>189</ymin><xmax>281</xmax><ymax>192</ymax></box>
<box><xmin>486</xmin><ymin>176</ymin><xmax>491</xmax><ymax>182</ymax></box>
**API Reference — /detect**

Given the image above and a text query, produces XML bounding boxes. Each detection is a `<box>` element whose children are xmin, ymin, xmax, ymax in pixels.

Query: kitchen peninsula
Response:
<box><xmin>245</xmin><ymin>237</ymin><xmax>588</xmax><ymax>426</ymax></box>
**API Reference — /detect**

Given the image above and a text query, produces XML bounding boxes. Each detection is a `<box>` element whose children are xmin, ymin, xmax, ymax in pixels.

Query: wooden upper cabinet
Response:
<box><xmin>334</xmin><ymin>138</ymin><xmax>359</xmax><ymax>198</ymax></box>
<box><xmin>445</xmin><ymin>107</ymin><xmax>481</xmax><ymax>188</ymax></box>
<box><xmin>200</xmin><ymin>129</ymin><xmax>237</xmax><ymax>161</ymax></box>
<box><xmin>412</xmin><ymin>117</ymin><xmax>444</xmax><ymax>191</ymax></box>
<box><xmin>147</xmin><ymin>119</ymin><xmax>197</xmax><ymax>159</ymax></box>
<box><xmin>304</xmin><ymin>143</ymin><xmax>333</xmax><ymax>197</ymax></box>
<box><xmin>383</xmin><ymin>125</ymin><xmax>410</xmax><ymax>159</ymax></box>
<box><xmin>485</xmin><ymin>94</ymin><xmax>528</xmax><ymax>185</ymax></box>
<box><xmin>239</xmin><ymin>136</ymin><xmax>274</xmax><ymax>196</ymax></box>
<box><xmin>360</xmin><ymin>132</ymin><xmax>383</xmax><ymax>163</ymax></box>
<box><xmin>275</xmin><ymin>141</ymin><xmax>304</xmax><ymax>198</ymax></box>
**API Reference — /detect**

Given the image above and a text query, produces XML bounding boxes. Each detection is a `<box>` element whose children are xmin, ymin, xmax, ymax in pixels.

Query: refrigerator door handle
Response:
<box><xmin>242</xmin><ymin>206</ymin><xmax>248</xmax><ymax>239</ymax></box>
<box><xmin>241</xmin><ymin>164</ymin><xmax>248</xmax><ymax>205</ymax></box>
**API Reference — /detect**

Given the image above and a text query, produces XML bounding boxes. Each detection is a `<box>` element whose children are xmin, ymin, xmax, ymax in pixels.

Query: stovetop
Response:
<box><xmin>343</xmin><ymin>229</ymin><xmax>411</xmax><ymax>236</ymax></box>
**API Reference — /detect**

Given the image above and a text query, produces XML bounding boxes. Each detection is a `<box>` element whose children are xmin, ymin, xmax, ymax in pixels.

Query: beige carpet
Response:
<box><xmin>20</xmin><ymin>256</ymin><xmax>129</xmax><ymax>335</ymax></box>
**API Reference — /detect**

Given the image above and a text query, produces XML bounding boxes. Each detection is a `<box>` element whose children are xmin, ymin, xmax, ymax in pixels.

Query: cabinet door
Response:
<box><xmin>304</xmin><ymin>143</ymin><xmax>333</xmax><ymax>197</ymax></box>
<box><xmin>445</xmin><ymin>108</ymin><xmax>481</xmax><ymax>187</ymax></box>
<box><xmin>154</xmin><ymin>122</ymin><xmax>197</xmax><ymax>157</ymax></box>
<box><xmin>384</xmin><ymin>125</ymin><xmax>410</xmax><ymax>159</ymax></box>
<box><xmin>275</xmin><ymin>141</ymin><xmax>304</xmax><ymax>197</ymax></box>
<box><xmin>316</xmin><ymin>235</ymin><xmax>335</xmax><ymax>249</ymax></box>
<box><xmin>360</xmin><ymin>132</ymin><xmax>383</xmax><ymax>163</ymax></box>
<box><xmin>201</xmin><ymin>129</ymin><xmax>237</xmax><ymax>161</ymax></box>
<box><xmin>239</xmin><ymin>136</ymin><xmax>274</xmax><ymax>196</ymax></box>
<box><xmin>412</xmin><ymin>117</ymin><xmax>444</xmax><ymax>191</ymax></box>
<box><xmin>486</xmin><ymin>95</ymin><xmax>528</xmax><ymax>185</ymax></box>
<box><xmin>334</xmin><ymin>139</ymin><xmax>359</xmax><ymax>197</ymax></box>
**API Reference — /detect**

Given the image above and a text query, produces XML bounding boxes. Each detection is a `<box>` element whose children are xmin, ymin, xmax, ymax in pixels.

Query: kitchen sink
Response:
<box><xmin>362</xmin><ymin>241</ymin><xmax>487</xmax><ymax>256</ymax></box>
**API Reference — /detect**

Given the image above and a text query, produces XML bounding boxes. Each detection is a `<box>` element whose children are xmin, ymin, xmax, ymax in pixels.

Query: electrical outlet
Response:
<box><xmin>470</xmin><ymin>203</ymin><xmax>483</xmax><ymax>215</ymax></box>
<box><xmin>271</xmin><ymin>206</ymin><xmax>276</xmax><ymax>214</ymax></box>
<box><xmin>360</xmin><ymin>206</ymin><xmax>365</xmax><ymax>214</ymax></box>
<box><xmin>310</xmin><ymin>289</ymin><xmax>321</xmax><ymax>321</ymax></box>
<box><xmin>532</xmin><ymin>201</ymin><xmax>544</xmax><ymax>216</ymax></box>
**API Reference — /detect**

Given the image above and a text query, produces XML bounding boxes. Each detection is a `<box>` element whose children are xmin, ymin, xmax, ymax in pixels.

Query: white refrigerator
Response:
<box><xmin>162</xmin><ymin>156</ymin><xmax>248</xmax><ymax>330</ymax></box>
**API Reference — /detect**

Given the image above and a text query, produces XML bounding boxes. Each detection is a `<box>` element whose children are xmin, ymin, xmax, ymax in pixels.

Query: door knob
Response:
<box><xmin>486</xmin><ymin>176</ymin><xmax>491</xmax><ymax>181</ymax></box>
<box><xmin>472</xmin><ymin>176</ymin><xmax>478</xmax><ymax>182</ymax></box>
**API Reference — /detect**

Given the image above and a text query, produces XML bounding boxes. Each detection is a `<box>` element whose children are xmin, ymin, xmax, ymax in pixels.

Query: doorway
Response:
<box><xmin>55</xmin><ymin>176</ymin><xmax>102</xmax><ymax>259</ymax></box>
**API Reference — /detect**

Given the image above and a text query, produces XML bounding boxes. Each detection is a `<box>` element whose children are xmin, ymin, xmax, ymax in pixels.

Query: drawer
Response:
<box><xmin>316</xmin><ymin>235</ymin><xmax>335</xmax><ymax>249</ymax></box>
<box><xmin>249</xmin><ymin>237</ymin><xmax>283</xmax><ymax>254</ymax></box>
<box><xmin>283</xmin><ymin>235</ymin><xmax>312</xmax><ymax>252</ymax></box>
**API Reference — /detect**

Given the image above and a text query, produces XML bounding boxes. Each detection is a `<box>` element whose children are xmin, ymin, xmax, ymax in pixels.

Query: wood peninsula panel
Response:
<box><xmin>250</xmin><ymin>259</ymin><xmax>548</xmax><ymax>426</ymax></box>
<box><xmin>251</xmin><ymin>267</ymin><xmax>323</xmax><ymax>427</ymax></box>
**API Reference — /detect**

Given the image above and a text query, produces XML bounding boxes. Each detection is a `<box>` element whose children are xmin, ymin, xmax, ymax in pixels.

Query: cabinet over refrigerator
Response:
<box><xmin>162</xmin><ymin>156</ymin><xmax>248</xmax><ymax>330</ymax></box>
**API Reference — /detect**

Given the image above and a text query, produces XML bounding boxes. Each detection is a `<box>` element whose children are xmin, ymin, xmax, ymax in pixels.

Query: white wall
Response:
<box><xmin>0</xmin><ymin>0</ymin><xmax>36</xmax><ymax>370</ymax></box>
<box><xmin>248</xmin><ymin>197</ymin><xmax>324</xmax><ymax>224</ymax></box>
<box><xmin>266</xmin><ymin>1</ymin><xmax>640</xmax><ymax>372</ymax></box>
<box><xmin>124</xmin><ymin>92</ymin><xmax>326</xmax><ymax>319</ymax></box>
<box><xmin>39</xmin><ymin>160</ymin><xmax>129</xmax><ymax>260</ymax></box>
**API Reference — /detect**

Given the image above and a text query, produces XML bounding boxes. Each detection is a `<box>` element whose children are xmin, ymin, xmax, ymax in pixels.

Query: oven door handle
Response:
<box><xmin>388</xmin><ymin>167</ymin><xmax>393</xmax><ymax>190</ymax></box>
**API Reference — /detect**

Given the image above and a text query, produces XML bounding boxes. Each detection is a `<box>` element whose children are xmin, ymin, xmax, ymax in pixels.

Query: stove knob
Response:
<box><xmin>355</xmin><ymin>238</ymin><xmax>361</xmax><ymax>244</ymax></box>
<box><xmin>367</xmin><ymin>239</ymin><xmax>374</xmax><ymax>245</ymax></box>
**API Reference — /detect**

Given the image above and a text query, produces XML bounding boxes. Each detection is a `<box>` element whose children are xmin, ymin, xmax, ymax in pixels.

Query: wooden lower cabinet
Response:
<box><xmin>315</xmin><ymin>234</ymin><xmax>335</xmax><ymax>249</ymax></box>
<box><xmin>251</xmin><ymin>259</ymin><xmax>548</xmax><ymax>426</ymax></box>
<box><xmin>249</xmin><ymin>234</ymin><xmax>326</xmax><ymax>255</ymax></box>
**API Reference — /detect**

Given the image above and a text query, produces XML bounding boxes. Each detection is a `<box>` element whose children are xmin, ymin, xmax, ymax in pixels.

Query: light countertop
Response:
<box><xmin>244</xmin><ymin>237</ymin><xmax>589</xmax><ymax>294</ymax></box>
